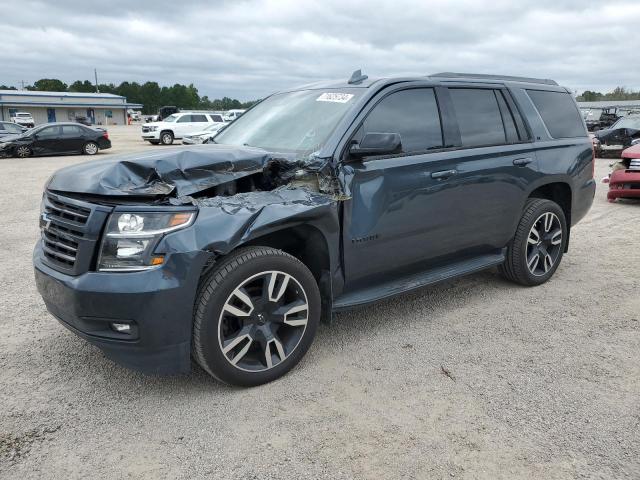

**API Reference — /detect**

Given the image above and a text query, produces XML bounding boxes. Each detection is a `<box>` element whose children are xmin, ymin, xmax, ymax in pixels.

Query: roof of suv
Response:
<box><xmin>289</xmin><ymin>72</ymin><xmax>566</xmax><ymax>93</ymax></box>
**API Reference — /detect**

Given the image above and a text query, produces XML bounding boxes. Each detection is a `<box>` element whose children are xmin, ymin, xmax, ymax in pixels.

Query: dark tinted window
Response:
<box><xmin>192</xmin><ymin>115</ymin><xmax>208</xmax><ymax>122</ymax></box>
<box><xmin>177</xmin><ymin>115</ymin><xmax>192</xmax><ymax>123</ymax></box>
<box><xmin>62</xmin><ymin>125</ymin><xmax>83</xmax><ymax>136</ymax></box>
<box><xmin>38</xmin><ymin>126</ymin><xmax>60</xmax><ymax>138</ymax></box>
<box><xmin>210</xmin><ymin>115</ymin><xmax>224</xmax><ymax>122</ymax></box>
<box><xmin>358</xmin><ymin>88</ymin><xmax>443</xmax><ymax>153</ymax></box>
<box><xmin>449</xmin><ymin>88</ymin><xmax>506</xmax><ymax>147</ymax></box>
<box><xmin>527</xmin><ymin>90</ymin><xmax>586</xmax><ymax>138</ymax></box>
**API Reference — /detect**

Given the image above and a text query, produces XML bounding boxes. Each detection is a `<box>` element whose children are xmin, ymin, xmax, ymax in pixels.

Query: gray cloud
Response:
<box><xmin>2</xmin><ymin>0</ymin><xmax>639</xmax><ymax>99</ymax></box>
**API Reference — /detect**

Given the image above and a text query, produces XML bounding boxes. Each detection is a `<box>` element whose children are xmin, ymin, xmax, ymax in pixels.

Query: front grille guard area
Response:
<box><xmin>40</xmin><ymin>193</ymin><xmax>112</xmax><ymax>275</ymax></box>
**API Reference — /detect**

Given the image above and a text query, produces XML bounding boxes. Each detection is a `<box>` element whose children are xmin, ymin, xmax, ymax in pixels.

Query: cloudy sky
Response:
<box><xmin>2</xmin><ymin>0</ymin><xmax>640</xmax><ymax>100</ymax></box>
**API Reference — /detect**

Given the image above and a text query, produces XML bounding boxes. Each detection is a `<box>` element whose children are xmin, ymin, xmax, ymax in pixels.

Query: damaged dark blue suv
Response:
<box><xmin>34</xmin><ymin>72</ymin><xmax>595</xmax><ymax>386</ymax></box>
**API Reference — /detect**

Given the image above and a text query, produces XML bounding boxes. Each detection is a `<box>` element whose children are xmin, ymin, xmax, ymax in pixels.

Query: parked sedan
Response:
<box><xmin>608</xmin><ymin>142</ymin><xmax>640</xmax><ymax>202</ymax></box>
<box><xmin>593</xmin><ymin>115</ymin><xmax>640</xmax><ymax>156</ymax></box>
<box><xmin>181</xmin><ymin>122</ymin><xmax>227</xmax><ymax>144</ymax></box>
<box><xmin>0</xmin><ymin>121</ymin><xmax>27</xmax><ymax>138</ymax></box>
<box><xmin>0</xmin><ymin>122</ymin><xmax>111</xmax><ymax>158</ymax></box>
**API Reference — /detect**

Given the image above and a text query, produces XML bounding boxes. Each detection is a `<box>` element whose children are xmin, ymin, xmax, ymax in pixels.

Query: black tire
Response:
<box><xmin>83</xmin><ymin>141</ymin><xmax>99</xmax><ymax>155</ymax></box>
<box><xmin>499</xmin><ymin>198</ymin><xmax>567</xmax><ymax>286</ymax></box>
<box><xmin>193</xmin><ymin>246</ymin><xmax>321</xmax><ymax>387</ymax></box>
<box><xmin>160</xmin><ymin>131</ymin><xmax>174</xmax><ymax>145</ymax></box>
<box><xmin>149</xmin><ymin>140</ymin><xmax>160</xmax><ymax>145</ymax></box>
<box><xmin>15</xmin><ymin>145</ymin><xmax>32</xmax><ymax>158</ymax></box>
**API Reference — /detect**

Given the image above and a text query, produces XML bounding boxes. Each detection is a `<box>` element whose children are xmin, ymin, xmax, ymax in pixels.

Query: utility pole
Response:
<box><xmin>20</xmin><ymin>80</ymin><xmax>25</xmax><ymax>90</ymax></box>
<box><xmin>94</xmin><ymin>69</ymin><xmax>99</xmax><ymax>93</ymax></box>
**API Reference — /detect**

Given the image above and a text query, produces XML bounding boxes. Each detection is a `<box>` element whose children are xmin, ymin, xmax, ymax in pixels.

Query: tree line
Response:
<box><xmin>577</xmin><ymin>87</ymin><xmax>640</xmax><ymax>102</ymax></box>
<box><xmin>0</xmin><ymin>78</ymin><xmax>259</xmax><ymax>114</ymax></box>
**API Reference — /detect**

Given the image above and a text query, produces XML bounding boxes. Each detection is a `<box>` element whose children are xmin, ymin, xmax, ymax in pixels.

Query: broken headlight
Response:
<box><xmin>98</xmin><ymin>211</ymin><xmax>195</xmax><ymax>272</ymax></box>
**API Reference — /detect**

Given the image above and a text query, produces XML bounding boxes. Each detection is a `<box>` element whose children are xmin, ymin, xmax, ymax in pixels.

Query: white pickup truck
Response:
<box><xmin>141</xmin><ymin>112</ymin><xmax>225</xmax><ymax>145</ymax></box>
<box><xmin>10</xmin><ymin>112</ymin><xmax>35</xmax><ymax>128</ymax></box>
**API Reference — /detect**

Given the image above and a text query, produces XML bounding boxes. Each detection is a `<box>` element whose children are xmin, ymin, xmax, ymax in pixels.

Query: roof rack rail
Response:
<box><xmin>430</xmin><ymin>72</ymin><xmax>558</xmax><ymax>86</ymax></box>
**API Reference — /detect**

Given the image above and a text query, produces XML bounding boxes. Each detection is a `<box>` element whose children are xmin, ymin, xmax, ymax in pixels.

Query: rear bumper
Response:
<box><xmin>33</xmin><ymin>242</ymin><xmax>211</xmax><ymax>374</ymax></box>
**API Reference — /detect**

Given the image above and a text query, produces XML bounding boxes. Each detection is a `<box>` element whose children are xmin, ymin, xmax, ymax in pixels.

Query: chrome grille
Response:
<box><xmin>40</xmin><ymin>193</ymin><xmax>111</xmax><ymax>275</ymax></box>
<box><xmin>45</xmin><ymin>196</ymin><xmax>90</xmax><ymax>224</ymax></box>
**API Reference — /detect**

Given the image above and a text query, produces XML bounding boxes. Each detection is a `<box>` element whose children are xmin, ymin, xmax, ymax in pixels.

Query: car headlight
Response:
<box><xmin>98</xmin><ymin>211</ymin><xmax>195</xmax><ymax>271</ymax></box>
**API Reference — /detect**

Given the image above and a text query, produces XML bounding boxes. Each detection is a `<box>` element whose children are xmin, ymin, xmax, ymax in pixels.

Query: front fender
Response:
<box><xmin>156</xmin><ymin>187</ymin><xmax>341</xmax><ymax>281</ymax></box>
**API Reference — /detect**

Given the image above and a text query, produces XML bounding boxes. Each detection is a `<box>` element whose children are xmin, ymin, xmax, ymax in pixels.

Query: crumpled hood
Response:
<box><xmin>47</xmin><ymin>144</ymin><xmax>298</xmax><ymax>197</ymax></box>
<box><xmin>0</xmin><ymin>134</ymin><xmax>23</xmax><ymax>143</ymax></box>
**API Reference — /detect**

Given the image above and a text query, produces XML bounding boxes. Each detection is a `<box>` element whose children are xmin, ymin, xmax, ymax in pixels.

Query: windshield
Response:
<box><xmin>162</xmin><ymin>114</ymin><xmax>178</xmax><ymax>123</ymax></box>
<box><xmin>214</xmin><ymin>89</ymin><xmax>363</xmax><ymax>157</ymax></box>
<box><xmin>611</xmin><ymin>116</ymin><xmax>640</xmax><ymax>130</ymax></box>
<box><xmin>582</xmin><ymin>108</ymin><xmax>602</xmax><ymax>120</ymax></box>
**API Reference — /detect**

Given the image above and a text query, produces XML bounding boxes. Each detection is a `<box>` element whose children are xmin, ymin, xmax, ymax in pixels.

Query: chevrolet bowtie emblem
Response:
<box><xmin>41</xmin><ymin>213</ymin><xmax>51</xmax><ymax>231</ymax></box>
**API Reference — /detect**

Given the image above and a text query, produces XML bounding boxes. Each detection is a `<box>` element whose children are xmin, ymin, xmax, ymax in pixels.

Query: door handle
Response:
<box><xmin>513</xmin><ymin>157</ymin><xmax>533</xmax><ymax>166</ymax></box>
<box><xmin>431</xmin><ymin>169</ymin><xmax>457</xmax><ymax>179</ymax></box>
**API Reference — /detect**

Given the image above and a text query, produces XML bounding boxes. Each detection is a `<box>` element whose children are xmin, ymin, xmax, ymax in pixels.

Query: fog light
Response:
<box><xmin>111</xmin><ymin>322</ymin><xmax>131</xmax><ymax>333</ymax></box>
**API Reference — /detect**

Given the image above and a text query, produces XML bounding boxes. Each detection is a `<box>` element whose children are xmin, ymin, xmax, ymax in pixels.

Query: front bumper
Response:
<box><xmin>34</xmin><ymin>242</ymin><xmax>211</xmax><ymax>374</ymax></box>
<box><xmin>608</xmin><ymin>170</ymin><xmax>640</xmax><ymax>201</ymax></box>
<box><xmin>141</xmin><ymin>129</ymin><xmax>160</xmax><ymax>140</ymax></box>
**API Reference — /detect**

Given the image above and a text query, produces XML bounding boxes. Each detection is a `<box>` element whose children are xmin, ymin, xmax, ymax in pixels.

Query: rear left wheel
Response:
<box><xmin>193</xmin><ymin>247</ymin><xmax>321</xmax><ymax>386</ymax></box>
<box><xmin>499</xmin><ymin>198</ymin><xmax>567</xmax><ymax>286</ymax></box>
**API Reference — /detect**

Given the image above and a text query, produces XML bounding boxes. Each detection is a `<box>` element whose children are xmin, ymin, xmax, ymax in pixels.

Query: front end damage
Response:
<box><xmin>35</xmin><ymin>145</ymin><xmax>344</xmax><ymax>373</ymax></box>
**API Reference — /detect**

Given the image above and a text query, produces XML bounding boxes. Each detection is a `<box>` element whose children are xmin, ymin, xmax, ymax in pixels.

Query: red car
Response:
<box><xmin>608</xmin><ymin>143</ymin><xmax>640</xmax><ymax>202</ymax></box>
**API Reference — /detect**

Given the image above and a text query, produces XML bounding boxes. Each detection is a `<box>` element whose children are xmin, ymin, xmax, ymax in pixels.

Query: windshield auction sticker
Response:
<box><xmin>316</xmin><ymin>92</ymin><xmax>354</xmax><ymax>103</ymax></box>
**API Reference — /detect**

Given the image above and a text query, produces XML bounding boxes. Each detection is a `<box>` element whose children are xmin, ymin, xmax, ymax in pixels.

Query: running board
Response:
<box><xmin>333</xmin><ymin>252</ymin><xmax>505</xmax><ymax>311</ymax></box>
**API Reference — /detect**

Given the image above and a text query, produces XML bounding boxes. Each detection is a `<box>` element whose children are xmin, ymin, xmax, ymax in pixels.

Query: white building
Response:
<box><xmin>0</xmin><ymin>90</ymin><xmax>143</xmax><ymax>126</ymax></box>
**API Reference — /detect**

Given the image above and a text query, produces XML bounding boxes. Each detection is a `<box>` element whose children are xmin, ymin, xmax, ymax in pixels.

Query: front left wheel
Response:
<box><xmin>192</xmin><ymin>247</ymin><xmax>321</xmax><ymax>387</ymax></box>
<box><xmin>15</xmin><ymin>145</ymin><xmax>32</xmax><ymax>158</ymax></box>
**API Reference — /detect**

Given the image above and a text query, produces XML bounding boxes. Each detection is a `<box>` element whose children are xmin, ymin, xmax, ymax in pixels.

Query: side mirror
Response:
<box><xmin>631</xmin><ymin>138</ymin><xmax>640</xmax><ymax>146</ymax></box>
<box><xmin>349</xmin><ymin>132</ymin><xmax>402</xmax><ymax>158</ymax></box>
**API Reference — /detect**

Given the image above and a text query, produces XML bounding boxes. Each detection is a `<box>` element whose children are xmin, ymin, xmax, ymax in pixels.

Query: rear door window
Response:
<box><xmin>526</xmin><ymin>90</ymin><xmax>586</xmax><ymax>138</ymax></box>
<box><xmin>356</xmin><ymin>88</ymin><xmax>443</xmax><ymax>154</ymax></box>
<box><xmin>448</xmin><ymin>88</ymin><xmax>506</xmax><ymax>147</ymax></box>
<box><xmin>192</xmin><ymin>115</ymin><xmax>208</xmax><ymax>122</ymax></box>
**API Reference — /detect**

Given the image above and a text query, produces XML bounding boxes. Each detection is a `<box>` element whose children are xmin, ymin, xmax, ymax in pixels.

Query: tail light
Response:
<box><xmin>102</xmin><ymin>131</ymin><xmax>109</xmax><ymax>140</ymax></box>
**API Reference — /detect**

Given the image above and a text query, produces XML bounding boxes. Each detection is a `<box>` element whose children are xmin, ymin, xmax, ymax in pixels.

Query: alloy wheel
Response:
<box><xmin>526</xmin><ymin>212</ymin><xmax>563</xmax><ymax>276</ymax></box>
<box><xmin>84</xmin><ymin>142</ymin><xmax>98</xmax><ymax>155</ymax></box>
<box><xmin>16</xmin><ymin>146</ymin><xmax>31</xmax><ymax>158</ymax></box>
<box><xmin>218</xmin><ymin>270</ymin><xmax>309</xmax><ymax>372</ymax></box>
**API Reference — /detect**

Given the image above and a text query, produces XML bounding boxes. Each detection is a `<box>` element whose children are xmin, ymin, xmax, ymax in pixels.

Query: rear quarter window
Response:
<box><xmin>526</xmin><ymin>90</ymin><xmax>586</xmax><ymax>138</ymax></box>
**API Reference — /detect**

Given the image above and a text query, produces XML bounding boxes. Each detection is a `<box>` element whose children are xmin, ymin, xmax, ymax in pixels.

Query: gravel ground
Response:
<box><xmin>0</xmin><ymin>125</ymin><xmax>638</xmax><ymax>479</ymax></box>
